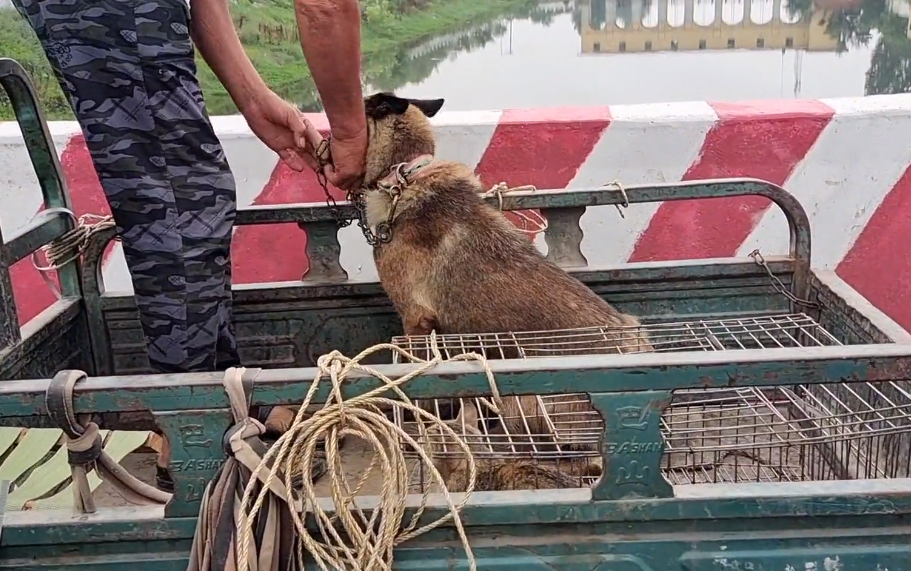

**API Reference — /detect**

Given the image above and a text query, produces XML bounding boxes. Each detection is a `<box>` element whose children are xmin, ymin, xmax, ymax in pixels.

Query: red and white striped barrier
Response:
<box><xmin>2</xmin><ymin>94</ymin><xmax>911</xmax><ymax>331</ymax></box>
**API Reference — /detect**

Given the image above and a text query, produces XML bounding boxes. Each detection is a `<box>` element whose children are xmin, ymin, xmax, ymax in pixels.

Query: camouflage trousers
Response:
<box><xmin>13</xmin><ymin>0</ymin><xmax>241</xmax><ymax>373</ymax></box>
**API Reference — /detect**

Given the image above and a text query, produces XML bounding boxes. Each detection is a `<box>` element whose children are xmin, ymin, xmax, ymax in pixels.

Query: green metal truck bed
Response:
<box><xmin>2</xmin><ymin>56</ymin><xmax>911</xmax><ymax>571</ymax></box>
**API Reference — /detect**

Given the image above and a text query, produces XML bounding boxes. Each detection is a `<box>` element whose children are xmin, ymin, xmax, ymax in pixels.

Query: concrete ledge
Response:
<box><xmin>3</xmin><ymin>94</ymin><xmax>911</xmax><ymax>330</ymax></box>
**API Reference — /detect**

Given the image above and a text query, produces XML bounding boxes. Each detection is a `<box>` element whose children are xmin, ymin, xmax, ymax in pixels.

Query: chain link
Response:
<box><xmin>348</xmin><ymin>188</ymin><xmax>384</xmax><ymax>247</ymax></box>
<box><xmin>314</xmin><ymin>137</ymin><xmax>352</xmax><ymax>230</ymax></box>
<box><xmin>315</xmin><ymin>136</ymin><xmax>389</xmax><ymax>246</ymax></box>
<box><xmin>315</xmin><ymin>138</ymin><xmax>418</xmax><ymax>247</ymax></box>
<box><xmin>749</xmin><ymin>249</ymin><xmax>820</xmax><ymax>310</ymax></box>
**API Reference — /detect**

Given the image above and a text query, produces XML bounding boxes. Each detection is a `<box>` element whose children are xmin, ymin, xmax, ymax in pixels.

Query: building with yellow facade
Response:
<box><xmin>579</xmin><ymin>0</ymin><xmax>839</xmax><ymax>53</ymax></box>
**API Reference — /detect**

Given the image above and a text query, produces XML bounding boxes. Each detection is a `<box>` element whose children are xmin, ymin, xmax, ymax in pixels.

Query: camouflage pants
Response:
<box><xmin>13</xmin><ymin>0</ymin><xmax>241</xmax><ymax>373</ymax></box>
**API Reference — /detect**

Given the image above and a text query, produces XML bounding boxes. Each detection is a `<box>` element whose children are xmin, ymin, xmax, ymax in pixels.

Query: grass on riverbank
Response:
<box><xmin>0</xmin><ymin>0</ymin><xmax>539</xmax><ymax>120</ymax></box>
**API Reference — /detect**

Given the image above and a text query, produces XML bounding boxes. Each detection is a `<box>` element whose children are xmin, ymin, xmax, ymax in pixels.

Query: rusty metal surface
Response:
<box><xmin>0</xmin><ymin>58</ymin><xmax>84</xmax><ymax>366</ymax></box>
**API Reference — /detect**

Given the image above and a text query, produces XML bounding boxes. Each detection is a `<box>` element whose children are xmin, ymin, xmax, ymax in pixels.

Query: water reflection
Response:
<box><xmin>279</xmin><ymin>0</ymin><xmax>911</xmax><ymax>110</ymax></box>
<box><xmin>361</xmin><ymin>1</ymin><xmax>575</xmax><ymax>96</ymax></box>
<box><xmin>587</xmin><ymin>0</ymin><xmax>804</xmax><ymax>30</ymax></box>
<box><xmin>380</xmin><ymin>0</ymin><xmax>911</xmax><ymax>107</ymax></box>
<box><xmin>580</xmin><ymin>0</ymin><xmax>831</xmax><ymax>53</ymax></box>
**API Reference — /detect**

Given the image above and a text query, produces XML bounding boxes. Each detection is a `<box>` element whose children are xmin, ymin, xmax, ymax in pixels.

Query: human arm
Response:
<box><xmin>189</xmin><ymin>0</ymin><xmax>317</xmax><ymax>171</ymax></box>
<box><xmin>294</xmin><ymin>0</ymin><xmax>368</xmax><ymax>189</ymax></box>
<box><xmin>189</xmin><ymin>0</ymin><xmax>267</xmax><ymax>112</ymax></box>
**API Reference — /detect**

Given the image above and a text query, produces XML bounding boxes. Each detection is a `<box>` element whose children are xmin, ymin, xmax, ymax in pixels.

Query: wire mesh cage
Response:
<box><xmin>661</xmin><ymin>383</ymin><xmax>911</xmax><ymax>484</ymax></box>
<box><xmin>390</xmin><ymin>313</ymin><xmax>843</xmax><ymax>361</ymax></box>
<box><xmin>389</xmin><ymin>312</ymin><xmax>911</xmax><ymax>493</ymax></box>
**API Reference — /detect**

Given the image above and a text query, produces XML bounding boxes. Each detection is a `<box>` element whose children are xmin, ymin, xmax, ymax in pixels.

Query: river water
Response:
<box><xmin>373</xmin><ymin>0</ymin><xmax>909</xmax><ymax>109</ymax></box>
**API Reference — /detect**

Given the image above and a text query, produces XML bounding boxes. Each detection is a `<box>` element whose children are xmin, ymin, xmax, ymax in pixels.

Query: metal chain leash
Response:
<box><xmin>314</xmin><ymin>138</ymin><xmax>351</xmax><ymax>230</ymax></box>
<box><xmin>313</xmin><ymin>137</ymin><xmax>385</xmax><ymax>247</ymax></box>
<box><xmin>749</xmin><ymin>249</ymin><xmax>820</xmax><ymax>310</ymax></box>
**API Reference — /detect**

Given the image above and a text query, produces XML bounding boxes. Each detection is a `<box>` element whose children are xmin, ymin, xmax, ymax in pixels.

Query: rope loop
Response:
<box><xmin>484</xmin><ymin>182</ymin><xmax>548</xmax><ymax>236</ymax></box>
<box><xmin>233</xmin><ymin>333</ymin><xmax>506</xmax><ymax>571</ymax></box>
<box><xmin>29</xmin><ymin>209</ymin><xmax>117</xmax><ymax>299</ymax></box>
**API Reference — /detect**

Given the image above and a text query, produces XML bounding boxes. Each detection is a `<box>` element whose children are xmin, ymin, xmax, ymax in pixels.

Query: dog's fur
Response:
<box><xmin>361</xmin><ymin>92</ymin><xmax>652</xmax><ymax>441</ymax></box>
<box><xmin>421</xmin><ymin>402</ymin><xmax>602</xmax><ymax>493</ymax></box>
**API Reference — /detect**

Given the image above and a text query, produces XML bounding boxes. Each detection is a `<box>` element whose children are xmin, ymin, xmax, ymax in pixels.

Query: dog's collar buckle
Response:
<box><xmin>377</xmin><ymin>154</ymin><xmax>435</xmax><ymax>194</ymax></box>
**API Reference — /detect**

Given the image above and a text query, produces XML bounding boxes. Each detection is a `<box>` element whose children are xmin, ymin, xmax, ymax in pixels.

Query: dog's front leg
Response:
<box><xmin>403</xmin><ymin>308</ymin><xmax>439</xmax><ymax>337</ymax></box>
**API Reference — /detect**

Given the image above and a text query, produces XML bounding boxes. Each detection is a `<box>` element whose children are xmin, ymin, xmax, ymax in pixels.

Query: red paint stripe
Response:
<box><xmin>474</xmin><ymin>107</ymin><xmax>612</xmax><ymax>236</ymax></box>
<box><xmin>629</xmin><ymin>100</ymin><xmax>835</xmax><ymax>263</ymax></box>
<box><xmin>11</xmin><ymin>134</ymin><xmax>116</xmax><ymax>325</ymax></box>
<box><xmin>836</xmin><ymin>165</ymin><xmax>911</xmax><ymax>332</ymax></box>
<box><xmin>231</xmin><ymin>116</ymin><xmax>333</xmax><ymax>284</ymax></box>
<box><xmin>231</xmin><ymin>108</ymin><xmax>616</xmax><ymax>283</ymax></box>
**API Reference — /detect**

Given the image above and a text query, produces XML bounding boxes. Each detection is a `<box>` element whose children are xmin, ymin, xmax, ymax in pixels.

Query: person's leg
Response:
<box><xmin>13</xmin><ymin>0</ymin><xmax>240</xmax><ymax>372</ymax></box>
<box><xmin>13</xmin><ymin>0</ymin><xmax>239</xmax><ymax>490</ymax></box>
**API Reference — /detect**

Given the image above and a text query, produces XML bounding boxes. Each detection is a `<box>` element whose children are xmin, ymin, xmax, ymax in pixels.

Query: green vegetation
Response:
<box><xmin>786</xmin><ymin>0</ymin><xmax>911</xmax><ymax>95</ymax></box>
<box><xmin>0</xmin><ymin>0</ymin><xmax>542</xmax><ymax>120</ymax></box>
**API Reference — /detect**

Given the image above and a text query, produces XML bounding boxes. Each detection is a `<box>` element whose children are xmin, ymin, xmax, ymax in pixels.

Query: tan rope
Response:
<box><xmin>484</xmin><ymin>182</ymin><xmax>549</xmax><ymax>236</ymax></box>
<box><xmin>29</xmin><ymin>209</ymin><xmax>117</xmax><ymax>298</ymax></box>
<box><xmin>234</xmin><ymin>332</ymin><xmax>504</xmax><ymax>571</ymax></box>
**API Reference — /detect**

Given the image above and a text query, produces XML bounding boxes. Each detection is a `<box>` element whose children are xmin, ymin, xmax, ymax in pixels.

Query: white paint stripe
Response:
<box><xmin>199</xmin><ymin>114</ymin><xmax>279</xmax><ymax>208</ymax></box>
<box><xmin>428</xmin><ymin>109</ymin><xmax>505</xmax><ymax>127</ymax></box>
<box><xmin>207</xmin><ymin>114</ymin><xmax>252</xmax><ymax>135</ymax></box>
<box><xmin>431</xmin><ymin>110</ymin><xmax>503</xmax><ymax>171</ymax></box>
<box><xmin>4</xmin><ymin>95</ymin><xmax>911</xmax><ymax>296</ymax></box>
<box><xmin>0</xmin><ymin>119</ymin><xmax>81</xmax><ymax>142</ymax></box>
<box><xmin>101</xmin><ymin>243</ymin><xmax>133</xmax><ymax>293</ymax></box>
<box><xmin>222</xmin><ymin>137</ymin><xmax>280</xmax><ymax>209</ymax></box>
<box><xmin>737</xmin><ymin>97</ymin><xmax>911</xmax><ymax>268</ymax></box>
<box><xmin>337</xmin><ymin>112</ymin><xmax>504</xmax><ymax>282</ymax></box>
<box><xmin>570</xmin><ymin>101</ymin><xmax>719</xmax><ymax>266</ymax></box>
<box><xmin>0</xmin><ymin>130</ymin><xmax>74</xmax><ymax>240</ymax></box>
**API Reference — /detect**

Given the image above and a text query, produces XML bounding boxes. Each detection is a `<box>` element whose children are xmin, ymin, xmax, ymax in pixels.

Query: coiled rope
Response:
<box><xmin>29</xmin><ymin>208</ymin><xmax>116</xmax><ymax>298</ymax></box>
<box><xmin>235</xmin><ymin>332</ymin><xmax>503</xmax><ymax>571</ymax></box>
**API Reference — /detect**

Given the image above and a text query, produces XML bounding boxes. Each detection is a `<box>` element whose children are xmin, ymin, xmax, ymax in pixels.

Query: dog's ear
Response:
<box><xmin>408</xmin><ymin>98</ymin><xmax>445</xmax><ymax>118</ymax></box>
<box><xmin>364</xmin><ymin>92</ymin><xmax>410</xmax><ymax>120</ymax></box>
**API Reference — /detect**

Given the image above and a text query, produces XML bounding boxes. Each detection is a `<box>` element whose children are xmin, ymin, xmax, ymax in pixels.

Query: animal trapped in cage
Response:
<box><xmin>359</xmin><ymin>91</ymin><xmax>653</xmax><ymax>447</ymax></box>
<box><xmin>419</xmin><ymin>401</ymin><xmax>602</xmax><ymax>493</ymax></box>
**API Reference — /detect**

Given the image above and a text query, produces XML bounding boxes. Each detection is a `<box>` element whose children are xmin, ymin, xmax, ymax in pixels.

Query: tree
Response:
<box><xmin>573</xmin><ymin>2</ymin><xmax>584</xmax><ymax>33</ymax></box>
<box><xmin>864</xmin><ymin>13</ymin><xmax>911</xmax><ymax>95</ymax></box>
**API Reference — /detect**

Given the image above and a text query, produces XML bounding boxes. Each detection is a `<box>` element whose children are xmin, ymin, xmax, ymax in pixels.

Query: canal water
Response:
<box><xmin>379</xmin><ymin>0</ymin><xmax>909</xmax><ymax>109</ymax></box>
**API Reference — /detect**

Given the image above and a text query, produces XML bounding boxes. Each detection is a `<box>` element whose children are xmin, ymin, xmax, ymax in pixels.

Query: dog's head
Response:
<box><xmin>363</xmin><ymin>92</ymin><xmax>445</xmax><ymax>186</ymax></box>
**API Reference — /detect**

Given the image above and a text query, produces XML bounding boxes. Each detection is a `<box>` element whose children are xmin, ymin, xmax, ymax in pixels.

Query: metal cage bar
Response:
<box><xmin>392</xmin><ymin>313</ymin><xmax>911</xmax><ymax>491</ymax></box>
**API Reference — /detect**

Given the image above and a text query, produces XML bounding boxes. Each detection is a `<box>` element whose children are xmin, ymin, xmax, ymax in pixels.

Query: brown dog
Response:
<box><xmin>420</xmin><ymin>401</ymin><xmax>602</xmax><ymax>493</ymax></box>
<box><xmin>361</xmin><ymin>92</ymin><xmax>652</xmax><ymax>444</ymax></box>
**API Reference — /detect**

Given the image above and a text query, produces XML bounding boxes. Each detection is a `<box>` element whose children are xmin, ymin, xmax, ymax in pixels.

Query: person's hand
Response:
<box><xmin>324</xmin><ymin>130</ymin><xmax>368</xmax><ymax>191</ymax></box>
<box><xmin>240</xmin><ymin>88</ymin><xmax>320</xmax><ymax>172</ymax></box>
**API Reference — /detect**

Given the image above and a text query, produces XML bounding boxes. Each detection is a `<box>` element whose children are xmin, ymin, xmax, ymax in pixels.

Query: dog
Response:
<box><xmin>419</xmin><ymin>401</ymin><xmax>602</xmax><ymax>493</ymax></box>
<box><xmin>359</xmin><ymin>91</ymin><xmax>652</xmax><ymax>445</ymax></box>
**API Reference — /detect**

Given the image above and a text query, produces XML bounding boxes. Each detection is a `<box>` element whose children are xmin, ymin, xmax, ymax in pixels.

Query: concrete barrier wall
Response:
<box><xmin>2</xmin><ymin>94</ymin><xmax>911</xmax><ymax>331</ymax></box>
